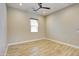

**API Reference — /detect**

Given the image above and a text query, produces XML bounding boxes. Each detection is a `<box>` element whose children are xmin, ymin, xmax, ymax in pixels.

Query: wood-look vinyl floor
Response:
<box><xmin>7</xmin><ymin>39</ymin><xmax>79</xmax><ymax>56</ymax></box>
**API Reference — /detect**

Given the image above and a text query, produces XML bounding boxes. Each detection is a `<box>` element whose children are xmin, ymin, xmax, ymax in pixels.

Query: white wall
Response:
<box><xmin>7</xmin><ymin>7</ymin><xmax>46</xmax><ymax>44</ymax></box>
<box><xmin>46</xmin><ymin>4</ymin><xmax>79</xmax><ymax>46</ymax></box>
<box><xmin>0</xmin><ymin>3</ymin><xmax>7</xmax><ymax>55</ymax></box>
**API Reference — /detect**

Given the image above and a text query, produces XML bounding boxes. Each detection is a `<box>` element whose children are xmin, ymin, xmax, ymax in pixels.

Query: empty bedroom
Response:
<box><xmin>1</xmin><ymin>3</ymin><xmax>79</xmax><ymax>56</ymax></box>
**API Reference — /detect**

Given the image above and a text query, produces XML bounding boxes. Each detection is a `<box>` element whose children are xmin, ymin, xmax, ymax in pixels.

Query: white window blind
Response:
<box><xmin>30</xmin><ymin>18</ymin><xmax>38</xmax><ymax>32</ymax></box>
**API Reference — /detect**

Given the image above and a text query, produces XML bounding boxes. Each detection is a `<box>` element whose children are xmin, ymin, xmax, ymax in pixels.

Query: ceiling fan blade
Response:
<box><xmin>33</xmin><ymin>3</ymin><xmax>42</xmax><ymax>11</ymax></box>
<box><xmin>33</xmin><ymin>8</ymin><xmax>40</xmax><ymax>11</ymax></box>
<box><xmin>42</xmin><ymin>7</ymin><xmax>50</xmax><ymax>9</ymax></box>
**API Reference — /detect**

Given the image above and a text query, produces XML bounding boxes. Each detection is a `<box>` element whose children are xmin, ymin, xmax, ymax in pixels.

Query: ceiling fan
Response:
<box><xmin>33</xmin><ymin>3</ymin><xmax>50</xmax><ymax>11</ymax></box>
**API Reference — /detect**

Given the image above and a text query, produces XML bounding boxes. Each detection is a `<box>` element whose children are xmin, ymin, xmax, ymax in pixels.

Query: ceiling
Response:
<box><xmin>7</xmin><ymin>3</ymin><xmax>74</xmax><ymax>16</ymax></box>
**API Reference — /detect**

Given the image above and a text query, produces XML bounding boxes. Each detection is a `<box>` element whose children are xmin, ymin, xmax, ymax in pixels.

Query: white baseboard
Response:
<box><xmin>47</xmin><ymin>38</ymin><xmax>79</xmax><ymax>49</ymax></box>
<box><xmin>8</xmin><ymin>38</ymin><xmax>46</xmax><ymax>46</ymax></box>
<box><xmin>8</xmin><ymin>38</ymin><xmax>79</xmax><ymax>49</ymax></box>
<box><xmin>4</xmin><ymin>45</ymin><xmax>8</xmax><ymax>56</ymax></box>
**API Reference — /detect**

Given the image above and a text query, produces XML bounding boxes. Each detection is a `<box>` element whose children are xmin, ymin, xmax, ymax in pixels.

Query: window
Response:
<box><xmin>30</xmin><ymin>18</ymin><xmax>38</xmax><ymax>32</ymax></box>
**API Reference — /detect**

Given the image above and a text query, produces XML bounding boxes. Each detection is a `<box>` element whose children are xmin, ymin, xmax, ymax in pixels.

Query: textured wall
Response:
<box><xmin>46</xmin><ymin>4</ymin><xmax>79</xmax><ymax>46</ymax></box>
<box><xmin>0</xmin><ymin>3</ymin><xmax>7</xmax><ymax>55</ymax></box>
<box><xmin>7</xmin><ymin>7</ymin><xmax>46</xmax><ymax>44</ymax></box>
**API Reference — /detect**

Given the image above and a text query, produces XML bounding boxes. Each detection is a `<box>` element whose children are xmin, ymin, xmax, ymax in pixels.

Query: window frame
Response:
<box><xmin>30</xmin><ymin>18</ymin><xmax>39</xmax><ymax>32</ymax></box>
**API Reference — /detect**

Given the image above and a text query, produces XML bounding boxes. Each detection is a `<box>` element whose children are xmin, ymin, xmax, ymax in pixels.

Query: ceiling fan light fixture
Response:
<box><xmin>19</xmin><ymin>3</ymin><xmax>22</xmax><ymax>6</ymax></box>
